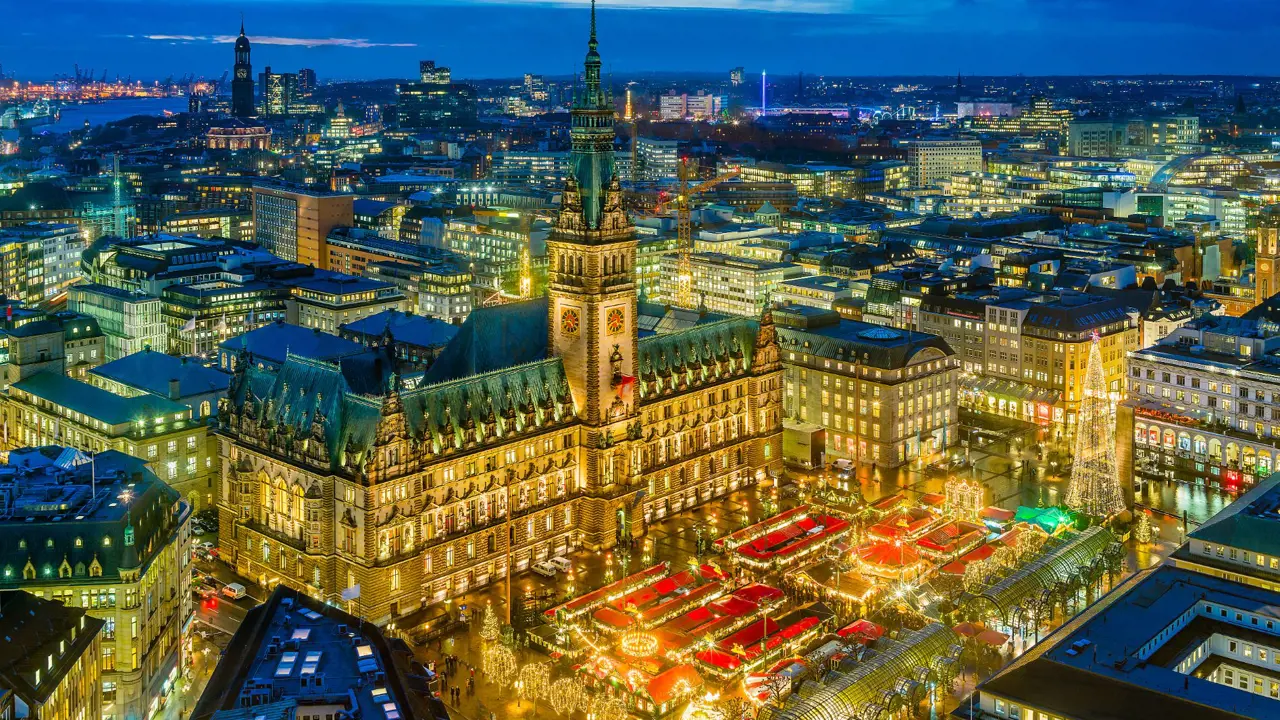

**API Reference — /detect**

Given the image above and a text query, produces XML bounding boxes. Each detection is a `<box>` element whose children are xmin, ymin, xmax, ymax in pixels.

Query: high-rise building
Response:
<box><xmin>731</xmin><ymin>66</ymin><xmax>744</xmax><ymax>86</ymax></box>
<box><xmin>418</xmin><ymin>59</ymin><xmax>451</xmax><ymax>84</ymax></box>
<box><xmin>251</xmin><ymin>183</ymin><xmax>354</xmax><ymax>267</ymax></box>
<box><xmin>231</xmin><ymin>22</ymin><xmax>254</xmax><ymax>118</ymax></box>
<box><xmin>258</xmin><ymin>66</ymin><xmax>298</xmax><ymax>117</ymax></box>
<box><xmin>213</xmin><ymin>2</ymin><xmax>783</xmax><ymax>624</ymax></box>
<box><xmin>0</xmin><ymin>224</ymin><xmax>45</xmax><ymax>305</ymax></box>
<box><xmin>397</xmin><ymin>78</ymin><xmax>478</xmax><ymax>130</ymax></box>
<box><xmin>0</xmin><ymin>447</ymin><xmax>191</xmax><ymax>720</ymax></box>
<box><xmin>297</xmin><ymin>67</ymin><xmax>317</xmax><ymax>96</ymax></box>
<box><xmin>905</xmin><ymin>138</ymin><xmax>982</xmax><ymax>188</ymax></box>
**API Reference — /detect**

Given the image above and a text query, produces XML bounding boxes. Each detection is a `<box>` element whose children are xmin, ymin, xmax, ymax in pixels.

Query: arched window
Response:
<box><xmin>200</xmin><ymin>401</ymin><xmax>211</xmax><ymax>417</ymax></box>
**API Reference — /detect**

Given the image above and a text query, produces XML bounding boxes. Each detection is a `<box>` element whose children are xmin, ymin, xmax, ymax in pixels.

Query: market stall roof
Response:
<box><xmin>645</xmin><ymin>583</ymin><xmax>722</xmax><ymax>623</ymax></box>
<box><xmin>734</xmin><ymin>583</ymin><xmax>786</xmax><ymax>604</ymax></box>
<box><xmin>557</xmin><ymin>562</ymin><xmax>668</xmax><ymax>615</ymax></box>
<box><xmin>696</xmin><ymin>647</ymin><xmax>742</xmax><ymax>672</ymax></box>
<box><xmin>837</xmin><ymin>619</ymin><xmax>884</xmax><ymax>642</ymax></box>
<box><xmin>953</xmin><ymin>621</ymin><xmax>985</xmax><ymax>638</ymax></box>
<box><xmin>858</xmin><ymin>541</ymin><xmax>922</xmax><ymax>568</ymax></box>
<box><xmin>919</xmin><ymin>493</ymin><xmax>946</xmax><ymax>507</ymax></box>
<box><xmin>980</xmin><ymin>506</ymin><xmax>1017</xmax><ymax>523</ymax></box>
<box><xmin>592</xmin><ymin>606</ymin><xmax>635</xmax><ymax>630</ymax></box>
<box><xmin>662</xmin><ymin>606</ymin><xmax>716</xmax><ymax>635</ymax></box>
<box><xmin>709</xmin><ymin>595</ymin><xmax>759</xmax><ymax>618</ymax></box>
<box><xmin>647</xmin><ymin>664</ymin><xmax>702</xmax><ymax>705</ymax></box>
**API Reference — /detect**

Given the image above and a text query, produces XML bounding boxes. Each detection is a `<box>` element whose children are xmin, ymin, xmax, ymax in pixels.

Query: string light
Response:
<box><xmin>618</xmin><ymin>629</ymin><xmax>659</xmax><ymax>658</ymax></box>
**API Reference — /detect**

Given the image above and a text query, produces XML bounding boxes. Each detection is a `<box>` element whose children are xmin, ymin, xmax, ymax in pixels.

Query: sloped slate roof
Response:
<box><xmin>637</xmin><ymin>316</ymin><xmax>760</xmax><ymax>389</ymax></box>
<box><xmin>403</xmin><ymin>357</ymin><xmax>572</xmax><ymax>450</ymax></box>
<box><xmin>423</xmin><ymin>298</ymin><xmax>549</xmax><ymax>384</ymax></box>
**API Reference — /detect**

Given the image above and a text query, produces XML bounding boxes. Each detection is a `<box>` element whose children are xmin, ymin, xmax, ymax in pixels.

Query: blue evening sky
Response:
<box><xmin>3</xmin><ymin>0</ymin><xmax>1277</xmax><ymax>81</ymax></box>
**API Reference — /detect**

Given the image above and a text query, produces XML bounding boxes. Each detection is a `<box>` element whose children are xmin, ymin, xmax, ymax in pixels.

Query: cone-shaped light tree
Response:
<box><xmin>1065</xmin><ymin>334</ymin><xmax>1127</xmax><ymax>518</ymax></box>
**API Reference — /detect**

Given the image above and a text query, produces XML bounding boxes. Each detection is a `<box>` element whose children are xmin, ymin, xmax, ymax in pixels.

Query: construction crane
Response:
<box><xmin>674</xmin><ymin>158</ymin><xmax>739</xmax><ymax>308</ymax></box>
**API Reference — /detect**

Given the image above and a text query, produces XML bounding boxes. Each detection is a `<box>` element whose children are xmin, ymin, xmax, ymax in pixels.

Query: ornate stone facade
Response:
<box><xmin>214</xmin><ymin>3</ymin><xmax>781</xmax><ymax>625</ymax></box>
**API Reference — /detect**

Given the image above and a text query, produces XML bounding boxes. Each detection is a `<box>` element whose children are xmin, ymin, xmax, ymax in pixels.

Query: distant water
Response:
<box><xmin>44</xmin><ymin>97</ymin><xmax>190</xmax><ymax>129</ymax></box>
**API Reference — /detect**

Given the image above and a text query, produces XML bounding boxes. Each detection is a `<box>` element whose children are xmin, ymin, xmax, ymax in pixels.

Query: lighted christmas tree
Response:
<box><xmin>479</xmin><ymin>602</ymin><xmax>501</xmax><ymax>643</ymax></box>
<box><xmin>1065</xmin><ymin>335</ymin><xmax>1126</xmax><ymax>518</ymax></box>
<box><xmin>1134</xmin><ymin>511</ymin><xmax>1152</xmax><ymax>544</ymax></box>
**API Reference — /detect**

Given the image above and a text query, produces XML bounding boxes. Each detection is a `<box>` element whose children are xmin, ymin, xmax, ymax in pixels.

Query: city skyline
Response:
<box><xmin>4</xmin><ymin>0</ymin><xmax>1280</xmax><ymax>80</ymax></box>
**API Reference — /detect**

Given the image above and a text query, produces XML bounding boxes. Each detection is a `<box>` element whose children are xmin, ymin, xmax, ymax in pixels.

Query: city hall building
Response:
<box><xmin>214</xmin><ymin>8</ymin><xmax>783</xmax><ymax>625</ymax></box>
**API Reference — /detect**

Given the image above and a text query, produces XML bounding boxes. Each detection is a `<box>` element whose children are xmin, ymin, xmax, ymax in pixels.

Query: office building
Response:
<box><xmin>297</xmin><ymin>67</ymin><xmax>317</xmax><ymax>95</ymax></box>
<box><xmin>775</xmin><ymin>275</ymin><xmax>853</xmax><ymax>310</ymax></box>
<box><xmin>397</xmin><ymin>79</ymin><xmax>477</xmax><ymax>130</ymax></box>
<box><xmin>0</xmin><ymin>225</ymin><xmax>45</xmax><ymax>305</ymax></box>
<box><xmin>636</xmin><ymin>137</ymin><xmax>681</xmax><ymax>181</ymax></box>
<box><xmin>1068</xmin><ymin>119</ymin><xmax>1129</xmax><ymax>157</ymax></box>
<box><xmin>418</xmin><ymin>263</ymin><xmax>473</xmax><ymax>323</ymax></box>
<box><xmin>287</xmin><ymin>275</ymin><xmax>407</xmax><ymax>333</ymax></box>
<box><xmin>159</xmin><ymin>208</ymin><xmax>253</xmax><ymax>242</ymax></box>
<box><xmin>258</xmin><ymin>66</ymin><xmax>298</xmax><ymax>117</ymax></box>
<box><xmin>660</xmin><ymin>252</ymin><xmax>804</xmax><ymax>317</ymax></box>
<box><xmin>0</xmin><ymin>590</ymin><xmax>103</xmax><ymax>720</ymax></box>
<box><xmin>68</xmin><ymin>285</ymin><xmax>166</xmax><ymax>362</ymax></box>
<box><xmin>906</xmin><ymin>139</ymin><xmax>983</xmax><ymax>188</ymax></box>
<box><xmin>0</xmin><ymin>223</ymin><xmax>80</xmax><ymax>303</ymax></box>
<box><xmin>779</xmin><ymin>309</ymin><xmax>959</xmax><ymax>467</ymax></box>
<box><xmin>214</xmin><ymin>4</ymin><xmax>783</xmax><ymax>624</ymax></box>
<box><xmin>193</xmin><ymin>176</ymin><xmax>255</xmax><ymax>212</ymax></box>
<box><xmin>418</xmin><ymin>60</ymin><xmax>451</xmax><ymax>84</ymax></box>
<box><xmin>1140</xmin><ymin>115</ymin><xmax>1201</xmax><ymax>148</ymax></box>
<box><xmin>231</xmin><ymin>22</ymin><xmax>254</xmax><ymax>119</ymax></box>
<box><xmin>252</xmin><ymin>183</ymin><xmax>354</xmax><ymax>267</ymax></box>
<box><xmin>444</xmin><ymin>211</ymin><xmax>550</xmax><ymax>267</ymax></box>
<box><xmin>2</xmin><ymin>367</ymin><xmax>212</xmax><ymax>496</ymax></box>
<box><xmin>191</xmin><ymin>585</ymin><xmax>448</xmax><ymax>720</ymax></box>
<box><xmin>658</xmin><ymin>92</ymin><xmax>725</xmax><ymax>121</ymax></box>
<box><xmin>0</xmin><ymin>447</ymin><xmax>191</xmax><ymax>720</ymax></box>
<box><xmin>730</xmin><ymin>67</ymin><xmax>744</xmax><ymax>86</ymax></box>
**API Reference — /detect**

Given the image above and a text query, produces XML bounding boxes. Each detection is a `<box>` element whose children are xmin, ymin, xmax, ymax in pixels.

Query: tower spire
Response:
<box><xmin>590</xmin><ymin>0</ymin><xmax>598</xmax><ymax>49</ymax></box>
<box><xmin>240</xmin><ymin>11</ymin><xmax>245</xmax><ymax>35</ymax></box>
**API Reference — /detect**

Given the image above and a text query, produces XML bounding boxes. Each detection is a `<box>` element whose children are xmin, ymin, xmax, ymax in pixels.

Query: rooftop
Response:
<box><xmin>220</xmin><ymin>322</ymin><xmax>367</xmax><ymax>366</ymax></box>
<box><xmin>12</xmin><ymin>371</ymin><xmax>191</xmax><ymax>427</ymax></box>
<box><xmin>90</xmin><ymin>349</ymin><xmax>231</xmax><ymax>400</ymax></box>
<box><xmin>192</xmin><ymin>585</ymin><xmax>446</xmax><ymax>720</ymax></box>
<box><xmin>776</xmin><ymin>318</ymin><xmax>955</xmax><ymax>371</ymax></box>
<box><xmin>0</xmin><ymin>591</ymin><xmax>104</xmax><ymax>706</ymax></box>
<box><xmin>979</xmin><ymin>563</ymin><xmax>1277</xmax><ymax>720</ymax></box>
<box><xmin>339</xmin><ymin>310</ymin><xmax>460</xmax><ymax>349</ymax></box>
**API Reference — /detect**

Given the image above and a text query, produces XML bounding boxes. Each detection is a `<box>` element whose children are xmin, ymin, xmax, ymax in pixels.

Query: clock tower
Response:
<box><xmin>547</xmin><ymin>0</ymin><xmax>638</xmax><ymax>547</ymax></box>
<box><xmin>231</xmin><ymin>21</ymin><xmax>255</xmax><ymax>118</ymax></box>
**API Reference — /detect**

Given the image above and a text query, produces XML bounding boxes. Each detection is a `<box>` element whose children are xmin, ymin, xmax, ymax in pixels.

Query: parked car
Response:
<box><xmin>531</xmin><ymin>561</ymin><xmax>557</xmax><ymax>577</ymax></box>
<box><xmin>549</xmin><ymin>557</ymin><xmax>572</xmax><ymax>573</ymax></box>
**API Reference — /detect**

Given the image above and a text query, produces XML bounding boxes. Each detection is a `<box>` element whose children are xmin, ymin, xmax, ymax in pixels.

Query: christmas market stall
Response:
<box><xmin>717</xmin><ymin>506</ymin><xmax>851</xmax><ymax>572</ymax></box>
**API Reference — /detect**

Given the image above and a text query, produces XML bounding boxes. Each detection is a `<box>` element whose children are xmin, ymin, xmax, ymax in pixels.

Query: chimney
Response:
<box><xmin>168</xmin><ymin>378</ymin><xmax>180</xmax><ymax>400</ymax></box>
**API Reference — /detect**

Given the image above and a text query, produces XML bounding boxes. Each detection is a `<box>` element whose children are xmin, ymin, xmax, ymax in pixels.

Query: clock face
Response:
<box><xmin>236</xmin><ymin>68</ymin><xmax>247</xmax><ymax>79</ymax></box>
<box><xmin>560</xmin><ymin>308</ymin><xmax>580</xmax><ymax>336</ymax></box>
<box><xmin>606</xmin><ymin>307</ymin><xmax>625</xmax><ymax>335</ymax></box>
